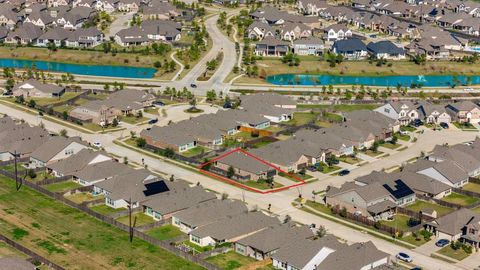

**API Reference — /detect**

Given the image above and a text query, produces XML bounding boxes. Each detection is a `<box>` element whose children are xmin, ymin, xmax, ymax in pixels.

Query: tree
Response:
<box><xmin>123</xmin><ymin>156</ymin><xmax>128</xmax><ymax>164</ymax></box>
<box><xmin>135</xmin><ymin>137</ymin><xmax>146</xmax><ymax>148</ymax></box>
<box><xmin>221</xmin><ymin>192</ymin><xmax>229</xmax><ymax>200</ymax></box>
<box><xmin>189</xmin><ymin>97</ymin><xmax>197</xmax><ymax>108</ymax></box>
<box><xmin>130</xmin><ymin>131</ymin><xmax>136</xmax><ymax>139</ymax></box>
<box><xmin>391</xmin><ymin>135</ymin><xmax>398</xmax><ymax>145</ymax></box>
<box><xmin>27</xmin><ymin>99</ymin><xmax>36</xmax><ymax>108</ymax></box>
<box><xmin>283</xmin><ymin>215</ymin><xmax>291</xmax><ymax>224</ymax></box>
<box><xmin>370</xmin><ymin>141</ymin><xmax>379</xmax><ymax>152</ymax></box>
<box><xmin>27</xmin><ymin>169</ymin><xmax>37</xmax><ymax>179</ymax></box>
<box><xmin>206</xmin><ymin>90</ymin><xmax>216</xmax><ymax>102</ymax></box>
<box><xmin>112</xmin><ymin>118</ymin><xmax>119</xmax><ymax>127</ymax></box>
<box><xmin>62</xmin><ymin>110</ymin><xmax>68</xmax><ymax>120</ymax></box>
<box><xmin>227</xmin><ymin>166</ymin><xmax>235</xmax><ymax>179</ymax></box>
<box><xmin>163</xmin><ymin>148</ymin><xmax>175</xmax><ymax>158</ymax></box>
<box><xmin>315</xmin><ymin>225</ymin><xmax>327</xmax><ymax>239</ymax></box>
<box><xmin>59</xmin><ymin>129</ymin><xmax>68</xmax><ymax>137</ymax></box>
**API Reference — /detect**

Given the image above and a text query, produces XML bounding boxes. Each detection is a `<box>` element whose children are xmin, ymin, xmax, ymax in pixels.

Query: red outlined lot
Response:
<box><xmin>198</xmin><ymin>148</ymin><xmax>307</xmax><ymax>194</ymax></box>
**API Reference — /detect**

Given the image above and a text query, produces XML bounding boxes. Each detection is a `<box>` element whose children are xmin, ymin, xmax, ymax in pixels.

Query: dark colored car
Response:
<box><xmin>190</xmin><ymin>83</ymin><xmax>197</xmax><ymax>88</ymax></box>
<box><xmin>439</xmin><ymin>122</ymin><xmax>449</xmax><ymax>129</ymax></box>
<box><xmin>153</xmin><ymin>101</ymin><xmax>165</xmax><ymax>107</ymax></box>
<box><xmin>435</xmin><ymin>239</ymin><xmax>450</xmax><ymax>247</ymax></box>
<box><xmin>338</xmin><ymin>169</ymin><xmax>350</xmax><ymax>176</ymax></box>
<box><xmin>412</xmin><ymin>119</ymin><xmax>423</xmax><ymax>127</ymax></box>
<box><xmin>411</xmin><ymin>268</ymin><xmax>422</xmax><ymax>270</ymax></box>
<box><xmin>148</xmin><ymin>118</ymin><xmax>158</xmax><ymax>124</ymax></box>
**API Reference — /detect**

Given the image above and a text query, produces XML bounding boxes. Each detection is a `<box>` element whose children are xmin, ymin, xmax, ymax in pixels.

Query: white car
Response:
<box><xmin>464</xmin><ymin>87</ymin><xmax>474</xmax><ymax>91</ymax></box>
<box><xmin>396</xmin><ymin>252</ymin><xmax>413</xmax><ymax>263</ymax></box>
<box><xmin>93</xmin><ymin>142</ymin><xmax>102</xmax><ymax>148</ymax></box>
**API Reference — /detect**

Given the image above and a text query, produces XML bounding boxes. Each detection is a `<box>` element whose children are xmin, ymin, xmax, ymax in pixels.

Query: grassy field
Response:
<box><xmin>0</xmin><ymin>176</ymin><xmax>204</xmax><ymax>270</ymax></box>
<box><xmin>146</xmin><ymin>225</ymin><xmax>184</xmax><ymax>241</ymax></box>
<box><xmin>237</xmin><ymin>59</ymin><xmax>480</xmax><ymax>84</ymax></box>
<box><xmin>43</xmin><ymin>181</ymin><xmax>82</xmax><ymax>193</ymax></box>
<box><xmin>205</xmin><ymin>251</ymin><xmax>256</xmax><ymax>270</ymax></box>
<box><xmin>441</xmin><ymin>192</ymin><xmax>480</xmax><ymax>206</ymax></box>
<box><xmin>406</xmin><ymin>200</ymin><xmax>454</xmax><ymax>217</ymax></box>
<box><xmin>437</xmin><ymin>245</ymin><xmax>470</xmax><ymax>261</ymax></box>
<box><xmin>284</xmin><ymin>112</ymin><xmax>317</xmax><ymax>126</ymax></box>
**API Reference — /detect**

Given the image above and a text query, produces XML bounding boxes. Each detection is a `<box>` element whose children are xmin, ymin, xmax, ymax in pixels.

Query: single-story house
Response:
<box><xmin>29</xmin><ymin>136</ymin><xmax>88</xmax><ymax>167</ymax></box>
<box><xmin>12</xmin><ymin>79</ymin><xmax>66</xmax><ymax>98</ymax></box>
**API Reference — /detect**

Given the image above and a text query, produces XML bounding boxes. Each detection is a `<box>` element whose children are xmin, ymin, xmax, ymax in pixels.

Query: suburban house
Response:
<box><xmin>12</xmin><ymin>79</ymin><xmax>66</xmax><ymax>98</ymax></box>
<box><xmin>73</xmin><ymin>159</ymin><xmax>133</xmax><ymax>186</ymax></box>
<box><xmin>5</xmin><ymin>23</ymin><xmax>43</xmax><ymax>44</ymax></box>
<box><xmin>0</xmin><ymin>118</ymin><xmax>49</xmax><ymax>161</ymax></box>
<box><xmin>93</xmin><ymin>169</ymin><xmax>163</xmax><ymax>209</ymax></box>
<box><xmin>188</xmin><ymin>211</ymin><xmax>280</xmax><ymax>247</ymax></box>
<box><xmin>428</xmin><ymin>139</ymin><xmax>480</xmax><ymax>177</ymax></box>
<box><xmin>271</xmin><ymin>235</ymin><xmax>346</xmax><ymax>270</ymax></box>
<box><xmin>255</xmin><ymin>36</ymin><xmax>290</xmax><ymax>57</ymax></box>
<box><xmin>417</xmin><ymin>103</ymin><xmax>452</xmax><ymax>124</ymax></box>
<box><xmin>171</xmin><ymin>199</ymin><xmax>248</xmax><ymax>233</ymax></box>
<box><xmin>446</xmin><ymin>101</ymin><xmax>480</xmax><ymax>123</ymax></box>
<box><xmin>374</xmin><ymin>101</ymin><xmax>420</xmax><ymax>125</ymax></box>
<box><xmin>66</xmin><ymin>27</ymin><xmax>104</xmax><ymax>47</ymax></box>
<box><xmin>29</xmin><ymin>136</ymin><xmax>88</xmax><ymax>167</ymax></box>
<box><xmin>315</xmin><ymin>241</ymin><xmax>390</xmax><ymax>270</ymax></box>
<box><xmin>324</xmin><ymin>23</ymin><xmax>353</xmax><ymax>41</ymax></box>
<box><xmin>326</xmin><ymin>181</ymin><xmax>398</xmax><ymax>220</ymax></box>
<box><xmin>235</xmin><ymin>223</ymin><xmax>313</xmax><ymax>261</ymax></box>
<box><xmin>297</xmin><ymin>0</ymin><xmax>328</xmax><ymax>16</ymax></box>
<box><xmin>240</xmin><ymin>92</ymin><xmax>296</xmax><ymax>123</ymax></box>
<box><xmin>246</xmin><ymin>20</ymin><xmax>275</xmax><ymax>40</ymax></box>
<box><xmin>46</xmin><ymin>149</ymin><xmax>112</xmax><ymax>177</ymax></box>
<box><xmin>366</xmin><ymin>40</ymin><xmax>406</xmax><ymax>59</ymax></box>
<box><xmin>293</xmin><ymin>37</ymin><xmax>324</xmax><ymax>55</ymax></box>
<box><xmin>405</xmin><ymin>159</ymin><xmax>470</xmax><ymax>188</ymax></box>
<box><xmin>214</xmin><ymin>151</ymin><xmax>277</xmax><ymax>181</ymax></box>
<box><xmin>143</xmin><ymin>185</ymin><xmax>217</xmax><ymax>220</ymax></box>
<box><xmin>426</xmin><ymin>208</ymin><xmax>480</xmax><ymax>249</ymax></box>
<box><xmin>332</xmin><ymin>38</ymin><xmax>368</xmax><ymax>60</ymax></box>
<box><xmin>114</xmin><ymin>26</ymin><xmax>148</xmax><ymax>46</ymax></box>
<box><xmin>69</xmin><ymin>101</ymin><xmax>119</xmax><ymax>126</ymax></box>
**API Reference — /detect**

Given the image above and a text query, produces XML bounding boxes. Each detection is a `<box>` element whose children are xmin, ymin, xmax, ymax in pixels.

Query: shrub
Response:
<box><xmin>462</xmin><ymin>244</ymin><xmax>473</xmax><ymax>254</ymax></box>
<box><xmin>27</xmin><ymin>169</ymin><xmax>37</xmax><ymax>179</ymax></box>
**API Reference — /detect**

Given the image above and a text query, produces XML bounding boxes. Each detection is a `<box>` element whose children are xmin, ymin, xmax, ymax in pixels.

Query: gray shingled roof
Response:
<box><xmin>316</xmin><ymin>241</ymin><xmax>389</xmax><ymax>270</ymax></box>
<box><xmin>216</xmin><ymin>151</ymin><xmax>272</xmax><ymax>174</ymax></box>
<box><xmin>173</xmin><ymin>199</ymin><xmax>248</xmax><ymax>228</ymax></box>
<box><xmin>47</xmin><ymin>149</ymin><xmax>111</xmax><ymax>176</ymax></box>
<box><xmin>429</xmin><ymin>208</ymin><xmax>480</xmax><ymax>236</ymax></box>
<box><xmin>0</xmin><ymin>258</ymin><xmax>37</xmax><ymax>270</ymax></box>
<box><xmin>189</xmin><ymin>211</ymin><xmax>280</xmax><ymax>241</ymax></box>
<box><xmin>13</xmin><ymin>79</ymin><xmax>65</xmax><ymax>95</ymax></box>
<box><xmin>30</xmin><ymin>136</ymin><xmax>87</xmax><ymax>163</ymax></box>
<box><xmin>73</xmin><ymin>160</ymin><xmax>133</xmax><ymax>184</ymax></box>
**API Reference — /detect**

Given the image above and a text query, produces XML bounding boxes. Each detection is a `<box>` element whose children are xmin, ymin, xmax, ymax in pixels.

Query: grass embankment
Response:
<box><xmin>0</xmin><ymin>46</ymin><xmax>176</xmax><ymax>79</ymax></box>
<box><xmin>0</xmin><ymin>176</ymin><xmax>204</xmax><ymax>270</ymax></box>
<box><xmin>235</xmin><ymin>59</ymin><xmax>480</xmax><ymax>84</ymax></box>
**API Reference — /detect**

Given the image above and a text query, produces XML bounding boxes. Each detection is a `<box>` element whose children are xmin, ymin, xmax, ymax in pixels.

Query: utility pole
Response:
<box><xmin>128</xmin><ymin>197</ymin><xmax>133</xmax><ymax>243</ymax></box>
<box><xmin>14</xmin><ymin>151</ymin><xmax>22</xmax><ymax>191</ymax></box>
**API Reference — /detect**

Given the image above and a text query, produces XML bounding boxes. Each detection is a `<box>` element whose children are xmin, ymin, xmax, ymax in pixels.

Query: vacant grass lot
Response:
<box><xmin>146</xmin><ymin>224</ymin><xmax>184</xmax><ymax>241</ymax></box>
<box><xmin>441</xmin><ymin>192</ymin><xmax>480</xmax><ymax>206</ymax></box>
<box><xmin>205</xmin><ymin>251</ymin><xmax>256</xmax><ymax>270</ymax></box>
<box><xmin>0</xmin><ymin>176</ymin><xmax>204</xmax><ymax>270</ymax></box>
<box><xmin>406</xmin><ymin>200</ymin><xmax>454</xmax><ymax>217</ymax></box>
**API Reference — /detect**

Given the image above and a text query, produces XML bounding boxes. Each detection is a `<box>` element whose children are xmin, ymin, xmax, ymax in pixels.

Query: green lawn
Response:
<box><xmin>397</xmin><ymin>134</ymin><xmax>411</xmax><ymax>141</ymax></box>
<box><xmin>205</xmin><ymin>251</ymin><xmax>256</xmax><ymax>270</ymax></box>
<box><xmin>43</xmin><ymin>181</ymin><xmax>82</xmax><ymax>193</ymax></box>
<box><xmin>473</xmin><ymin>207</ymin><xmax>480</xmax><ymax>213</ymax></box>
<box><xmin>338</xmin><ymin>156</ymin><xmax>362</xmax><ymax>164</ymax></box>
<box><xmin>452</xmin><ymin>122</ymin><xmax>477</xmax><ymax>130</ymax></box>
<box><xmin>181</xmin><ymin>240</ymin><xmax>214</xmax><ymax>253</ymax></box>
<box><xmin>379</xmin><ymin>214</ymin><xmax>413</xmax><ymax>232</ymax></box>
<box><xmin>116</xmin><ymin>212</ymin><xmax>155</xmax><ymax>227</ymax></box>
<box><xmin>462</xmin><ymin>182</ymin><xmax>480</xmax><ymax>193</ymax></box>
<box><xmin>278</xmin><ymin>172</ymin><xmax>313</xmax><ymax>181</ymax></box>
<box><xmin>181</xmin><ymin>146</ymin><xmax>208</xmax><ymax>158</ymax></box>
<box><xmin>400</xmin><ymin>126</ymin><xmax>416</xmax><ymax>132</ymax></box>
<box><xmin>437</xmin><ymin>245</ymin><xmax>470</xmax><ymax>261</ymax></box>
<box><xmin>441</xmin><ymin>192</ymin><xmax>480</xmax><ymax>206</ymax></box>
<box><xmin>30</xmin><ymin>92</ymin><xmax>82</xmax><ymax>106</ymax></box>
<box><xmin>284</xmin><ymin>112</ymin><xmax>317</xmax><ymax>126</ymax></box>
<box><xmin>120</xmin><ymin>115</ymin><xmax>149</xmax><ymax>125</ymax></box>
<box><xmin>380</xmin><ymin>142</ymin><xmax>401</xmax><ymax>150</ymax></box>
<box><xmin>0</xmin><ymin>175</ymin><xmax>204</xmax><ymax>270</ymax></box>
<box><xmin>89</xmin><ymin>204</ymin><xmax>125</xmax><ymax>216</ymax></box>
<box><xmin>0</xmin><ymin>163</ymin><xmax>26</xmax><ymax>173</ymax></box>
<box><xmin>250</xmin><ymin>141</ymin><xmax>274</xmax><ymax>148</ymax></box>
<box><xmin>297</xmin><ymin>104</ymin><xmax>379</xmax><ymax>112</ymax></box>
<box><xmin>143</xmin><ymin>107</ymin><xmax>159</xmax><ymax>115</ymax></box>
<box><xmin>323</xmin><ymin>112</ymin><xmax>343</xmax><ymax>122</ymax></box>
<box><xmin>255</xmin><ymin>264</ymin><xmax>276</xmax><ymax>270</ymax></box>
<box><xmin>146</xmin><ymin>225</ymin><xmax>184</xmax><ymax>241</ymax></box>
<box><xmin>243</xmin><ymin>180</ymin><xmax>284</xmax><ymax>190</ymax></box>
<box><xmin>53</xmin><ymin>104</ymin><xmax>76</xmax><ymax>113</ymax></box>
<box><xmin>362</xmin><ymin>150</ymin><xmax>384</xmax><ymax>157</ymax></box>
<box><xmin>401</xmin><ymin>233</ymin><xmax>429</xmax><ymax>247</ymax></box>
<box><xmin>318</xmin><ymin>165</ymin><xmax>341</xmax><ymax>174</ymax></box>
<box><xmin>406</xmin><ymin>200</ymin><xmax>454</xmax><ymax>217</ymax></box>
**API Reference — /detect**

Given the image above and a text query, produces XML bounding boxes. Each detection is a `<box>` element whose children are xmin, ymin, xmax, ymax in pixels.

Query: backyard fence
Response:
<box><xmin>0</xmin><ymin>170</ymin><xmax>222</xmax><ymax>270</ymax></box>
<box><xmin>0</xmin><ymin>235</ymin><xmax>65</xmax><ymax>270</ymax></box>
<box><xmin>417</xmin><ymin>194</ymin><xmax>463</xmax><ymax>210</ymax></box>
<box><xmin>453</xmin><ymin>187</ymin><xmax>480</xmax><ymax>199</ymax></box>
<box><xmin>0</xmin><ymin>158</ymin><xmax>30</xmax><ymax>167</ymax></box>
<box><xmin>397</xmin><ymin>207</ymin><xmax>435</xmax><ymax>222</ymax></box>
<box><xmin>35</xmin><ymin>175</ymin><xmax>72</xmax><ymax>186</ymax></box>
<box><xmin>469</xmin><ymin>177</ymin><xmax>480</xmax><ymax>185</ymax></box>
<box><xmin>243</xmin><ymin>136</ymin><xmax>279</xmax><ymax>148</ymax></box>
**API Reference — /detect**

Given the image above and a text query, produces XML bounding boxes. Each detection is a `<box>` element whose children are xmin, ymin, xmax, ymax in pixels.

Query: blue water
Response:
<box><xmin>0</xmin><ymin>58</ymin><xmax>156</xmax><ymax>78</ymax></box>
<box><xmin>266</xmin><ymin>74</ymin><xmax>480</xmax><ymax>87</ymax></box>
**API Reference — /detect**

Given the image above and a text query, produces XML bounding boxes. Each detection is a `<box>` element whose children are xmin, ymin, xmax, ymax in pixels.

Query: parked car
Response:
<box><xmin>190</xmin><ymin>83</ymin><xmax>197</xmax><ymax>88</ymax></box>
<box><xmin>412</xmin><ymin>119</ymin><xmax>423</xmax><ymax>127</ymax></box>
<box><xmin>148</xmin><ymin>118</ymin><xmax>158</xmax><ymax>124</ymax></box>
<box><xmin>93</xmin><ymin>142</ymin><xmax>102</xmax><ymax>148</ymax></box>
<box><xmin>153</xmin><ymin>101</ymin><xmax>165</xmax><ymax>107</ymax></box>
<box><xmin>464</xmin><ymin>87</ymin><xmax>474</xmax><ymax>91</ymax></box>
<box><xmin>439</xmin><ymin>122</ymin><xmax>449</xmax><ymax>129</ymax></box>
<box><xmin>338</xmin><ymin>169</ymin><xmax>350</xmax><ymax>176</ymax></box>
<box><xmin>410</xmin><ymin>267</ymin><xmax>422</xmax><ymax>270</ymax></box>
<box><xmin>396</xmin><ymin>252</ymin><xmax>413</xmax><ymax>263</ymax></box>
<box><xmin>399</xmin><ymin>130</ymin><xmax>409</xmax><ymax>135</ymax></box>
<box><xmin>435</xmin><ymin>239</ymin><xmax>450</xmax><ymax>247</ymax></box>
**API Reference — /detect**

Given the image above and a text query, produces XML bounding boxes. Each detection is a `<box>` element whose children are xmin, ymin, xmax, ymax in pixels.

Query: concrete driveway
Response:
<box><xmin>107</xmin><ymin>12</ymin><xmax>134</xmax><ymax>38</ymax></box>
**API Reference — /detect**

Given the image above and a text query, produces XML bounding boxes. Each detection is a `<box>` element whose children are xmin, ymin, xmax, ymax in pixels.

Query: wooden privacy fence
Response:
<box><xmin>0</xmin><ymin>235</ymin><xmax>65</xmax><ymax>270</ymax></box>
<box><xmin>0</xmin><ymin>170</ymin><xmax>222</xmax><ymax>270</ymax></box>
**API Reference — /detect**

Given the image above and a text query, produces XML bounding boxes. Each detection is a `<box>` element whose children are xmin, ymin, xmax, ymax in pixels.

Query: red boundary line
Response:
<box><xmin>197</xmin><ymin>147</ymin><xmax>307</xmax><ymax>194</ymax></box>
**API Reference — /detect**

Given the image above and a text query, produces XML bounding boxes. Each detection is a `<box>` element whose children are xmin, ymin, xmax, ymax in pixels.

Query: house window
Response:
<box><xmin>191</xmin><ymin>235</ymin><xmax>201</xmax><ymax>244</ymax></box>
<box><xmin>106</xmin><ymin>197</ymin><xmax>114</xmax><ymax>206</ymax></box>
<box><xmin>174</xmin><ymin>218</ymin><xmax>180</xmax><ymax>225</ymax></box>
